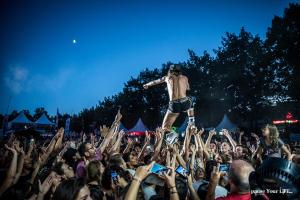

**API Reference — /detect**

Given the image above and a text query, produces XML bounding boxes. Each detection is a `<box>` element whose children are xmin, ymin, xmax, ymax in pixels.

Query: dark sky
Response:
<box><xmin>0</xmin><ymin>0</ymin><xmax>298</xmax><ymax>115</ymax></box>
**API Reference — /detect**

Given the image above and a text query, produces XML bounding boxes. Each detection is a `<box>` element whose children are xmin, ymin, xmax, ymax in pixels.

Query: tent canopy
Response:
<box><xmin>215</xmin><ymin>114</ymin><xmax>237</xmax><ymax>131</ymax></box>
<box><xmin>35</xmin><ymin>113</ymin><xmax>55</xmax><ymax>125</ymax></box>
<box><xmin>9</xmin><ymin>111</ymin><xmax>33</xmax><ymax>124</ymax></box>
<box><xmin>128</xmin><ymin>118</ymin><xmax>149</xmax><ymax>133</ymax></box>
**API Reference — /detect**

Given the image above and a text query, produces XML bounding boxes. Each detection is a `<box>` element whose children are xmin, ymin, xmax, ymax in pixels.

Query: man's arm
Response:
<box><xmin>0</xmin><ymin>145</ymin><xmax>18</xmax><ymax>196</ymax></box>
<box><xmin>143</xmin><ymin>76</ymin><xmax>166</xmax><ymax>89</ymax></box>
<box><xmin>206</xmin><ymin>163</ymin><xmax>223</xmax><ymax>200</ymax></box>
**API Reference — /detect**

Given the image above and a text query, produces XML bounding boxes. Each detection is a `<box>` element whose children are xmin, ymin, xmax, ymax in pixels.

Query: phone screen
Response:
<box><xmin>151</xmin><ymin>163</ymin><xmax>168</xmax><ymax>175</ymax></box>
<box><xmin>175</xmin><ymin>165</ymin><xmax>189</xmax><ymax>177</ymax></box>
<box><xmin>219</xmin><ymin>164</ymin><xmax>229</xmax><ymax>172</ymax></box>
<box><xmin>111</xmin><ymin>171</ymin><xmax>118</xmax><ymax>181</ymax></box>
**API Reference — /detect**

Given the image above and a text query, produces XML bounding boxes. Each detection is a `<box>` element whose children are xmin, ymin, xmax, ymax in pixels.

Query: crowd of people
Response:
<box><xmin>0</xmin><ymin>110</ymin><xmax>299</xmax><ymax>200</ymax></box>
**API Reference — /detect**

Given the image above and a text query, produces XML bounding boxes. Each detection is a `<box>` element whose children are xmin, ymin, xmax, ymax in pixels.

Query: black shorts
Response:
<box><xmin>168</xmin><ymin>97</ymin><xmax>192</xmax><ymax>113</ymax></box>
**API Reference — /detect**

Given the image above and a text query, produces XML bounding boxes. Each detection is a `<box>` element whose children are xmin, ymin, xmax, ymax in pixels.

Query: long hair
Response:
<box><xmin>265</xmin><ymin>124</ymin><xmax>280</xmax><ymax>148</ymax></box>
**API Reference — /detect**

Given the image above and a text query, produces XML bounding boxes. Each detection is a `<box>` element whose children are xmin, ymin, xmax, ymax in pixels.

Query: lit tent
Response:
<box><xmin>35</xmin><ymin>113</ymin><xmax>55</xmax><ymax>126</ymax></box>
<box><xmin>215</xmin><ymin>114</ymin><xmax>237</xmax><ymax>132</ymax></box>
<box><xmin>9</xmin><ymin>111</ymin><xmax>33</xmax><ymax>128</ymax></box>
<box><xmin>127</xmin><ymin>118</ymin><xmax>149</xmax><ymax>136</ymax></box>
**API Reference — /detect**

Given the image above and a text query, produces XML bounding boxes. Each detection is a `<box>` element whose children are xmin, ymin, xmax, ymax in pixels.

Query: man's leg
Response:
<box><xmin>187</xmin><ymin>108</ymin><xmax>195</xmax><ymax>124</ymax></box>
<box><xmin>162</xmin><ymin>110</ymin><xmax>179</xmax><ymax>132</ymax></box>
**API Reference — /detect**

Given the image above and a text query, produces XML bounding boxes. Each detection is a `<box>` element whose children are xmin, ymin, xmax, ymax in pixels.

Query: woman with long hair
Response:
<box><xmin>253</xmin><ymin>124</ymin><xmax>292</xmax><ymax>161</ymax></box>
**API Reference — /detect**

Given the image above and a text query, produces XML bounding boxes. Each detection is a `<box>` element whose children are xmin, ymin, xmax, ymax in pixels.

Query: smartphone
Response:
<box><xmin>219</xmin><ymin>131</ymin><xmax>223</xmax><ymax>135</ymax></box>
<box><xmin>165</xmin><ymin>131</ymin><xmax>178</xmax><ymax>145</ymax></box>
<box><xmin>219</xmin><ymin>164</ymin><xmax>229</xmax><ymax>172</ymax></box>
<box><xmin>30</xmin><ymin>138</ymin><xmax>35</xmax><ymax>143</ymax></box>
<box><xmin>151</xmin><ymin>163</ymin><xmax>168</xmax><ymax>175</ymax></box>
<box><xmin>111</xmin><ymin>171</ymin><xmax>118</xmax><ymax>181</ymax></box>
<box><xmin>175</xmin><ymin>165</ymin><xmax>189</xmax><ymax>178</ymax></box>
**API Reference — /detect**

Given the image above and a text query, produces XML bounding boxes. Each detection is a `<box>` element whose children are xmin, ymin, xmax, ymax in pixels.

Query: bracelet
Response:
<box><xmin>133</xmin><ymin>177</ymin><xmax>142</xmax><ymax>184</ymax></box>
<box><xmin>170</xmin><ymin>191</ymin><xmax>178</xmax><ymax>195</ymax></box>
<box><xmin>168</xmin><ymin>185</ymin><xmax>176</xmax><ymax>189</ymax></box>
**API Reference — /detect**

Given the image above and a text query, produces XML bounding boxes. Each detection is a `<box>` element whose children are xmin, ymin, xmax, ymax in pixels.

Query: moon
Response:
<box><xmin>73</xmin><ymin>39</ymin><xmax>76</xmax><ymax>44</ymax></box>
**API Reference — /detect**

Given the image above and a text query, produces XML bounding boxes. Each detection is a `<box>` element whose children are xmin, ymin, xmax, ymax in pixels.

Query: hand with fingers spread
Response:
<box><xmin>134</xmin><ymin>161</ymin><xmax>154</xmax><ymax>181</ymax></box>
<box><xmin>5</xmin><ymin>144</ymin><xmax>17</xmax><ymax>154</ymax></box>
<box><xmin>190</xmin><ymin>144</ymin><xmax>196</xmax><ymax>154</ymax></box>
<box><xmin>125</xmin><ymin>162</ymin><xmax>155</xmax><ymax>200</ymax></box>
<box><xmin>210</xmin><ymin>163</ymin><xmax>225</xmax><ymax>183</ymax></box>
<box><xmin>37</xmin><ymin>174</ymin><xmax>54</xmax><ymax>199</ymax></box>
<box><xmin>209</xmin><ymin>129</ymin><xmax>216</xmax><ymax>136</ymax></box>
<box><xmin>162</xmin><ymin>167</ymin><xmax>176</xmax><ymax>188</ymax></box>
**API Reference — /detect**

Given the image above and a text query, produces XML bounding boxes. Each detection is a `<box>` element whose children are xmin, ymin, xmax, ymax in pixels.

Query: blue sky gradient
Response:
<box><xmin>0</xmin><ymin>0</ymin><xmax>298</xmax><ymax>115</ymax></box>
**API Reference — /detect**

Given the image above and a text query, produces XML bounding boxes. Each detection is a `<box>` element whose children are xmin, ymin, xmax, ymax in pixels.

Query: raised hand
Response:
<box><xmin>190</xmin><ymin>144</ymin><xmax>196</xmax><ymax>154</ymax></box>
<box><xmin>143</xmin><ymin>83</ymin><xmax>149</xmax><ymax>89</ymax></box>
<box><xmin>38</xmin><ymin>174</ymin><xmax>53</xmax><ymax>197</ymax></box>
<box><xmin>210</xmin><ymin>163</ymin><xmax>225</xmax><ymax>183</ymax></box>
<box><xmin>114</xmin><ymin>109</ymin><xmax>122</xmax><ymax>123</ymax></box>
<box><xmin>162</xmin><ymin>168</ymin><xmax>176</xmax><ymax>188</ymax></box>
<box><xmin>5</xmin><ymin>144</ymin><xmax>17</xmax><ymax>154</ymax></box>
<box><xmin>145</xmin><ymin>131</ymin><xmax>151</xmax><ymax>142</ymax></box>
<box><xmin>222</xmin><ymin>129</ymin><xmax>229</xmax><ymax>137</ymax></box>
<box><xmin>198</xmin><ymin>128</ymin><xmax>205</xmax><ymax>136</ymax></box>
<box><xmin>100</xmin><ymin>125</ymin><xmax>109</xmax><ymax>138</ymax></box>
<box><xmin>134</xmin><ymin>161</ymin><xmax>154</xmax><ymax>181</ymax></box>
<box><xmin>209</xmin><ymin>129</ymin><xmax>216</xmax><ymax>136</ymax></box>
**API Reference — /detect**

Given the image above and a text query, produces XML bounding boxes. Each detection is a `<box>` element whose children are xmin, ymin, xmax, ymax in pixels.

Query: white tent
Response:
<box><xmin>35</xmin><ymin>113</ymin><xmax>55</xmax><ymax>126</ymax></box>
<box><xmin>9</xmin><ymin>111</ymin><xmax>33</xmax><ymax>125</ymax></box>
<box><xmin>128</xmin><ymin>118</ymin><xmax>149</xmax><ymax>136</ymax></box>
<box><xmin>215</xmin><ymin>114</ymin><xmax>237</xmax><ymax>131</ymax></box>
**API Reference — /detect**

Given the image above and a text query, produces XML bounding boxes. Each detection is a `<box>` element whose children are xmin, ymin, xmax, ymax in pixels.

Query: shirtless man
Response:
<box><xmin>143</xmin><ymin>64</ymin><xmax>194</xmax><ymax>132</ymax></box>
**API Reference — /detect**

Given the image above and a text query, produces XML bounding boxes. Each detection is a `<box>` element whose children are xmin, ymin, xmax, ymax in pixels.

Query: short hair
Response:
<box><xmin>87</xmin><ymin>160</ymin><xmax>101</xmax><ymax>183</ymax></box>
<box><xmin>52</xmin><ymin>178</ymin><xmax>86</xmax><ymax>200</ymax></box>
<box><xmin>228</xmin><ymin>160</ymin><xmax>254</xmax><ymax>193</ymax></box>
<box><xmin>78</xmin><ymin>142</ymin><xmax>87</xmax><ymax>157</ymax></box>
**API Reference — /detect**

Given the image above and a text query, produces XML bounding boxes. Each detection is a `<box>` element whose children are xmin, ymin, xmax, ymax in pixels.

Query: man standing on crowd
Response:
<box><xmin>143</xmin><ymin>64</ymin><xmax>194</xmax><ymax>132</ymax></box>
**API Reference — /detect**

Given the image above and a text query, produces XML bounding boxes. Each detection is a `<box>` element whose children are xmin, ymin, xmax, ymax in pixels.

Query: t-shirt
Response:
<box><xmin>76</xmin><ymin>149</ymin><xmax>102</xmax><ymax>178</ymax></box>
<box><xmin>259</xmin><ymin>138</ymin><xmax>284</xmax><ymax>158</ymax></box>
<box><xmin>216</xmin><ymin>192</ymin><xmax>251</xmax><ymax>200</ymax></box>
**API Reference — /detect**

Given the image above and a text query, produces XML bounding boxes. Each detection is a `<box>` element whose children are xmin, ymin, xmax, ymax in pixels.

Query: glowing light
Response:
<box><xmin>273</xmin><ymin>120</ymin><xmax>298</xmax><ymax>124</ymax></box>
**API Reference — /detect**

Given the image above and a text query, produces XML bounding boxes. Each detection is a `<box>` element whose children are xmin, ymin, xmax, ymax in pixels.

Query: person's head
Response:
<box><xmin>168</xmin><ymin>64</ymin><xmax>182</xmax><ymax>76</ymax></box>
<box><xmin>109</xmin><ymin>154</ymin><xmax>127</xmax><ymax>169</ymax></box>
<box><xmin>87</xmin><ymin>160</ymin><xmax>103</xmax><ymax>184</ymax></box>
<box><xmin>228</xmin><ymin>160</ymin><xmax>255</xmax><ymax>193</ymax></box>
<box><xmin>52</xmin><ymin>178</ymin><xmax>92</xmax><ymax>200</ymax></box>
<box><xmin>53</xmin><ymin>162</ymin><xmax>75</xmax><ymax>179</ymax></box>
<box><xmin>195</xmin><ymin>167</ymin><xmax>205</xmax><ymax>181</ymax></box>
<box><xmin>235</xmin><ymin>145</ymin><xmax>244</xmax><ymax>158</ymax></box>
<box><xmin>221</xmin><ymin>142</ymin><xmax>231</xmax><ymax>153</ymax></box>
<box><xmin>262</xmin><ymin>124</ymin><xmax>279</xmax><ymax>147</ymax></box>
<box><xmin>78</xmin><ymin>142</ymin><xmax>96</xmax><ymax>159</ymax></box>
<box><xmin>209</xmin><ymin>143</ymin><xmax>217</xmax><ymax>153</ymax></box>
<box><xmin>62</xmin><ymin>148</ymin><xmax>77</xmax><ymax>169</ymax></box>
